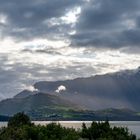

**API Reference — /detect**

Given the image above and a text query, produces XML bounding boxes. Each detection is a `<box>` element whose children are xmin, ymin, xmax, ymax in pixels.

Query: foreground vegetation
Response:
<box><xmin>0</xmin><ymin>112</ymin><xmax>138</xmax><ymax>140</ymax></box>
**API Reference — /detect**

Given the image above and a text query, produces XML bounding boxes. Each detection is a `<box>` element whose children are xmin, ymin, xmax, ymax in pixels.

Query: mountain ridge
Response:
<box><xmin>32</xmin><ymin>67</ymin><xmax>140</xmax><ymax>111</ymax></box>
<box><xmin>0</xmin><ymin>67</ymin><xmax>140</xmax><ymax>120</ymax></box>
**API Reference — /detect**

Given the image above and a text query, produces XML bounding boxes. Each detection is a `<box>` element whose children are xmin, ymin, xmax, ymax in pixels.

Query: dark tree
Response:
<box><xmin>8</xmin><ymin>112</ymin><xmax>31</xmax><ymax>127</ymax></box>
<box><xmin>0</xmin><ymin>113</ymin><xmax>137</xmax><ymax>140</ymax></box>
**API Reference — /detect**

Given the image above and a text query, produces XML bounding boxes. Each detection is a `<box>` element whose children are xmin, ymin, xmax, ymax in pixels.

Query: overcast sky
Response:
<box><xmin>0</xmin><ymin>0</ymin><xmax>140</xmax><ymax>98</ymax></box>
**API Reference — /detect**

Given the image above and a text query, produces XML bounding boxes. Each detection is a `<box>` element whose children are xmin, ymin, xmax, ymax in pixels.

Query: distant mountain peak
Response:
<box><xmin>14</xmin><ymin>90</ymin><xmax>37</xmax><ymax>99</ymax></box>
<box><xmin>108</xmin><ymin>67</ymin><xmax>140</xmax><ymax>78</ymax></box>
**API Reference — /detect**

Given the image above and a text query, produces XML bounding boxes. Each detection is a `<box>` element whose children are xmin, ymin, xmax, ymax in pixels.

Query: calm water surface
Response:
<box><xmin>0</xmin><ymin>121</ymin><xmax>140</xmax><ymax>138</ymax></box>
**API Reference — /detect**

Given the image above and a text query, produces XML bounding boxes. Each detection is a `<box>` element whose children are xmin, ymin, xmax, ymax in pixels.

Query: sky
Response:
<box><xmin>0</xmin><ymin>0</ymin><xmax>140</xmax><ymax>98</ymax></box>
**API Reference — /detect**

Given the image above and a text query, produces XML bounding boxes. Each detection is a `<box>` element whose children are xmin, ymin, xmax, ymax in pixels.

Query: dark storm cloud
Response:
<box><xmin>0</xmin><ymin>0</ymin><xmax>84</xmax><ymax>40</ymax></box>
<box><xmin>77</xmin><ymin>0</ymin><xmax>139</xmax><ymax>30</ymax></box>
<box><xmin>71</xmin><ymin>29</ymin><xmax>140</xmax><ymax>48</ymax></box>
<box><xmin>71</xmin><ymin>0</ymin><xmax>140</xmax><ymax>49</ymax></box>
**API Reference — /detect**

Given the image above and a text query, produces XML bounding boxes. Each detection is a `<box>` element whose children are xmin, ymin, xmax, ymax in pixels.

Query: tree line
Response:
<box><xmin>0</xmin><ymin>112</ymin><xmax>138</xmax><ymax>140</ymax></box>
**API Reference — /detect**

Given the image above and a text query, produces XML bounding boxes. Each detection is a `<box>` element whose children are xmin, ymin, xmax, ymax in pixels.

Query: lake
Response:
<box><xmin>0</xmin><ymin>121</ymin><xmax>140</xmax><ymax>138</ymax></box>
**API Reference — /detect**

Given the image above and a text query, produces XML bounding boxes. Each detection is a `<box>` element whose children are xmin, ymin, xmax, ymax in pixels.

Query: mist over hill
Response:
<box><xmin>33</xmin><ymin>67</ymin><xmax>140</xmax><ymax>111</ymax></box>
<box><xmin>0</xmin><ymin>67</ymin><xmax>140</xmax><ymax>120</ymax></box>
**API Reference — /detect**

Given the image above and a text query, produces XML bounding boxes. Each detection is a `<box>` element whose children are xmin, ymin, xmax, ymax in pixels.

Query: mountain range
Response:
<box><xmin>0</xmin><ymin>67</ymin><xmax>140</xmax><ymax>120</ymax></box>
<box><xmin>32</xmin><ymin>67</ymin><xmax>140</xmax><ymax>110</ymax></box>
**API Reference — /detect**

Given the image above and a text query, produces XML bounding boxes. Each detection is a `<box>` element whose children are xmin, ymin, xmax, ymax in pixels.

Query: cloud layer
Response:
<box><xmin>71</xmin><ymin>0</ymin><xmax>140</xmax><ymax>49</ymax></box>
<box><xmin>0</xmin><ymin>0</ymin><xmax>83</xmax><ymax>41</ymax></box>
<box><xmin>1</xmin><ymin>0</ymin><xmax>140</xmax><ymax>49</ymax></box>
<box><xmin>0</xmin><ymin>0</ymin><xmax>140</xmax><ymax>98</ymax></box>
